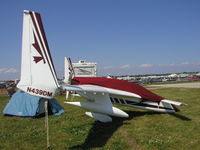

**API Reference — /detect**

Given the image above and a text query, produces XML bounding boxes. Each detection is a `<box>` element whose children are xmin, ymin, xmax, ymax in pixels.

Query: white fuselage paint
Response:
<box><xmin>74</xmin><ymin>87</ymin><xmax>176</xmax><ymax>113</ymax></box>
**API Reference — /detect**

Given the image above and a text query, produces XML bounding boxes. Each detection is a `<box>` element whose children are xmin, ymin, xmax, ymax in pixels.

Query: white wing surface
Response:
<box><xmin>63</xmin><ymin>84</ymin><xmax>141</xmax><ymax>99</ymax></box>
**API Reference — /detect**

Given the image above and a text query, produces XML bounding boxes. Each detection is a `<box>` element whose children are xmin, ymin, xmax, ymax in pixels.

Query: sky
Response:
<box><xmin>0</xmin><ymin>0</ymin><xmax>200</xmax><ymax>80</ymax></box>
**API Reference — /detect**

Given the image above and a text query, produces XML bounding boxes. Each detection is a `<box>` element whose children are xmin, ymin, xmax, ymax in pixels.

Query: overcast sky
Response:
<box><xmin>0</xmin><ymin>0</ymin><xmax>200</xmax><ymax>80</ymax></box>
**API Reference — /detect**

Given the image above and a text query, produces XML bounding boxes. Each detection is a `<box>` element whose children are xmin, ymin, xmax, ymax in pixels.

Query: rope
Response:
<box><xmin>45</xmin><ymin>101</ymin><xmax>50</xmax><ymax>149</ymax></box>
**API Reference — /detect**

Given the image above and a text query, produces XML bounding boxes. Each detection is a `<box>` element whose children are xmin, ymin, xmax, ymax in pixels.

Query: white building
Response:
<box><xmin>73</xmin><ymin>60</ymin><xmax>97</xmax><ymax>77</ymax></box>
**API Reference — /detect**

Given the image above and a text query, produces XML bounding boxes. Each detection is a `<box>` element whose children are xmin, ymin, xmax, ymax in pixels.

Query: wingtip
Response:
<box><xmin>180</xmin><ymin>103</ymin><xmax>188</xmax><ymax>106</ymax></box>
<box><xmin>161</xmin><ymin>99</ymin><xmax>187</xmax><ymax>106</ymax></box>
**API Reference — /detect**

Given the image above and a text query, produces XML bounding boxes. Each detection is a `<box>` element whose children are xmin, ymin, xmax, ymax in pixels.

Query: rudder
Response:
<box><xmin>17</xmin><ymin>10</ymin><xmax>59</xmax><ymax>99</ymax></box>
<box><xmin>64</xmin><ymin>57</ymin><xmax>75</xmax><ymax>84</ymax></box>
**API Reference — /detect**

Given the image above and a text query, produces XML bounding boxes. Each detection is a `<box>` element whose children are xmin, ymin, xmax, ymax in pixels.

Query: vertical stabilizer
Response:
<box><xmin>17</xmin><ymin>10</ymin><xmax>59</xmax><ymax>99</ymax></box>
<box><xmin>64</xmin><ymin>57</ymin><xmax>75</xmax><ymax>84</ymax></box>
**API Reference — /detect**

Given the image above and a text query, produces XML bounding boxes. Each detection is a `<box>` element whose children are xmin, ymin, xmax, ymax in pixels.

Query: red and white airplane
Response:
<box><xmin>63</xmin><ymin>58</ymin><xmax>187</xmax><ymax>122</ymax></box>
<box><xmin>17</xmin><ymin>10</ymin><xmax>187</xmax><ymax>123</ymax></box>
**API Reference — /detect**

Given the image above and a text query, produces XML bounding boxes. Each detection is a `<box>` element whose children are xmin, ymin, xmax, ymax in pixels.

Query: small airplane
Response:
<box><xmin>17</xmin><ymin>10</ymin><xmax>187</xmax><ymax>123</ymax></box>
<box><xmin>63</xmin><ymin>58</ymin><xmax>187</xmax><ymax>122</ymax></box>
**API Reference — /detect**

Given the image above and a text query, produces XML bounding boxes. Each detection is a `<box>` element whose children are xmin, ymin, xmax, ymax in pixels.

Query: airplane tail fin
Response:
<box><xmin>17</xmin><ymin>10</ymin><xmax>59</xmax><ymax>99</ymax></box>
<box><xmin>64</xmin><ymin>57</ymin><xmax>75</xmax><ymax>84</ymax></box>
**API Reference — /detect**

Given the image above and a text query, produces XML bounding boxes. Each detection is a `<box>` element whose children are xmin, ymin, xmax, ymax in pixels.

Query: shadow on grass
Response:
<box><xmin>168</xmin><ymin>113</ymin><xmax>191</xmax><ymax>121</ymax></box>
<box><xmin>68</xmin><ymin>111</ymin><xmax>190</xmax><ymax>150</ymax></box>
<box><xmin>68</xmin><ymin>111</ymin><xmax>168</xmax><ymax>150</ymax></box>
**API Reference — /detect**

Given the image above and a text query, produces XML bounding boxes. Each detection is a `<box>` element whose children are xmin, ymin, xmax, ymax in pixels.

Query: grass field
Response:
<box><xmin>0</xmin><ymin>87</ymin><xmax>200</xmax><ymax>150</ymax></box>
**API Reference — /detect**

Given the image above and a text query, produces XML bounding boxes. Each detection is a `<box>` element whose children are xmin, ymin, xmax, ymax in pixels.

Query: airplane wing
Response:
<box><xmin>63</xmin><ymin>84</ymin><xmax>141</xmax><ymax>99</ymax></box>
<box><xmin>63</xmin><ymin>85</ymin><xmax>108</xmax><ymax>94</ymax></box>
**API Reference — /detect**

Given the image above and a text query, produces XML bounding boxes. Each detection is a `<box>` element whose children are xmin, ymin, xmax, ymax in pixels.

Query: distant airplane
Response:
<box><xmin>63</xmin><ymin>58</ymin><xmax>187</xmax><ymax>122</ymax></box>
<box><xmin>17</xmin><ymin>10</ymin><xmax>187</xmax><ymax>123</ymax></box>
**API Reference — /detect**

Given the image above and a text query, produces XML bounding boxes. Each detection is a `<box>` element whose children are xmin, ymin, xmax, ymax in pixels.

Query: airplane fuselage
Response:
<box><xmin>71</xmin><ymin>77</ymin><xmax>179</xmax><ymax>113</ymax></box>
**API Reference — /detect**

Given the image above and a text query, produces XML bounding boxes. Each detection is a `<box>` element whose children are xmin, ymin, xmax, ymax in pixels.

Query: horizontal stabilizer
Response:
<box><xmin>161</xmin><ymin>99</ymin><xmax>187</xmax><ymax>106</ymax></box>
<box><xmin>85</xmin><ymin>112</ymin><xmax>112</xmax><ymax>122</ymax></box>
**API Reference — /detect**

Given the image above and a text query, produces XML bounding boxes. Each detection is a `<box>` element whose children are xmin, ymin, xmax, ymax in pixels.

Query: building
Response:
<box><xmin>73</xmin><ymin>60</ymin><xmax>97</xmax><ymax>77</ymax></box>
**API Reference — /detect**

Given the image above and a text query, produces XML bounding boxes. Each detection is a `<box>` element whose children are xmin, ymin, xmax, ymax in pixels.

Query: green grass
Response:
<box><xmin>0</xmin><ymin>87</ymin><xmax>200</xmax><ymax>150</ymax></box>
